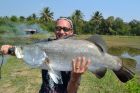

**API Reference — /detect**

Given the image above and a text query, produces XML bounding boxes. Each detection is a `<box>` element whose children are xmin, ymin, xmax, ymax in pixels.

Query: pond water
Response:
<box><xmin>121</xmin><ymin>52</ymin><xmax>140</xmax><ymax>72</ymax></box>
<box><xmin>108</xmin><ymin>47</ymin><xmax>140</xmax><ymax>74</ymax></box>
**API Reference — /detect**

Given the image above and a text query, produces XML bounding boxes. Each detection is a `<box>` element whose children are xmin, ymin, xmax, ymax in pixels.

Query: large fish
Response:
<box><xmin>14</xmin><ymin>35</ymin><xmax>134</xmax><ymax>84</ymax></box>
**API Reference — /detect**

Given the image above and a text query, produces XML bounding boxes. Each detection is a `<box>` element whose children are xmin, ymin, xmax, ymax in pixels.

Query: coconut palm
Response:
<box><xmin>70</xmin><ymin>10</ymin><xmax>84</xmax><ymax>34</ymax></box>
<box><xmin>40</xmin><ymin>7</ymin><xmax>54</xmax><ymax>23</ymax></box>
<box><xmin>90</xmin><ymin>11</ymin><xmax>103</xmax><ymax>33</ymax></box>
<box><xmin>101</xmin><ymin>16</ymin><xmax>115</xmax><ymax>35</ymax></box>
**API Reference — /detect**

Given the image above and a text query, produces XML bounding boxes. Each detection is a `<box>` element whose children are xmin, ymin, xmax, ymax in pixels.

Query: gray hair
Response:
<box><xmin>56</xmin><ymin>17</ymin><xmax>73</xmax><ymax>29</ymax></box>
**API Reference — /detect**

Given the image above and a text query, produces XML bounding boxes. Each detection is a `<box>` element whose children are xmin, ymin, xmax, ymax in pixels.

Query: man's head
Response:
<box><xmin>55</xmin><ymin>17</ymin><xmax>73</xmax><ymax>39</ymax></box>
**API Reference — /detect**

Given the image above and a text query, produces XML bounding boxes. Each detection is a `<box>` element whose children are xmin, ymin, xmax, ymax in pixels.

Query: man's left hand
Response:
<box><xmin>70</xmin><ymin>56</ymin><xmax>91</xmax><ymax>81</ymax></box>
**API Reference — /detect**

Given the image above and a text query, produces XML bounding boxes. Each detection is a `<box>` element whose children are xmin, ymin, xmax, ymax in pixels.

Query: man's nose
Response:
<box><xmin>59</xmin><ymin>29</ymin><xmax>65</xmax><ymax>33</ymax></box>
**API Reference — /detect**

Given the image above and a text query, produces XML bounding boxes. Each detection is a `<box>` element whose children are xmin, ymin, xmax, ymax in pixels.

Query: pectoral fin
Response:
<box><xmin>48</xmin><ymin>69</ymin><xmax>63</xmax><ymax>84</ymax></box>
<box><xmin>47</xmin><ymin>63</ymin><xmax>63</xmax><ymax>84</ymax></box>
<box><xmin>93</xmin><ymin>67</ymin><xmax>107</xmax><ymax>79</ymax></box>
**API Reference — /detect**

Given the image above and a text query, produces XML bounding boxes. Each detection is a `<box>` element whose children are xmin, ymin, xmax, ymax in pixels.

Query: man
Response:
<box><xmin>1</xmin><ymin>17</ymin><xmax>90</xmax><ymax>93</ymax></box>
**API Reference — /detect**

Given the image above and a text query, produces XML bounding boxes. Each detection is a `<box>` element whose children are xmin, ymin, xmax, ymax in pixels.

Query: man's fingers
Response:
<box><xmin>80</xmin><ymin>57</ymin><xmax>86</xmax><ymax>72</ymax></box>
<box><xmin>75</xmin><ymin>57</ymin><xmax>81</xmax><ymax>72</ymax></box>
<box><xmin>72</xmin><ymin>59</ymin><xmax>76</xmax><ymax>72</ymax></box>
<box><xmin>72</xmin><ymin>56</ymin><xmax>91</xmax><ymax>73</ymax></box>
<box><xmin>85</xmin><ymin>58</ymin><xmax>91</xmax><ymax>71</ymax></box>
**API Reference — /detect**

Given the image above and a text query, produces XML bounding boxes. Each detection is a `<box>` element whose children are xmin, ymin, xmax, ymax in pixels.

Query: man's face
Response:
<box><xmin>55</xmin><ymin>19</ymin><xmax>73</xmax><ymax>39</ymax></box>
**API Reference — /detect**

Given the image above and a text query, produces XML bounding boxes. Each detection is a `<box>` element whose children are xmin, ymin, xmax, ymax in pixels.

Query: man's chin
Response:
<box><xmin>56</xmin><ymin>36</ymin><xmax>63</xmax><ymax>39</ymax></box>
<box><xmin>57</xmin><ymin>35</ymin><xmax>65</xmax><ymax>39</ymax></box>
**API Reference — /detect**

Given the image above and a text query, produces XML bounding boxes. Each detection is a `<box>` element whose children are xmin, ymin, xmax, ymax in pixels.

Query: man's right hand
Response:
<box><xmin>0</xmin><ymin>45</ymin><xmax>13</xmax><ymax>55</ymax></box>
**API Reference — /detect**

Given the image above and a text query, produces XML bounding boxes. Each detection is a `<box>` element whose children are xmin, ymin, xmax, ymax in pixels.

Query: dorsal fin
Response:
<box><xmin>86</xmin><ymin>35</ymin><xmax>108</xmax><ymax>52</ymax></box>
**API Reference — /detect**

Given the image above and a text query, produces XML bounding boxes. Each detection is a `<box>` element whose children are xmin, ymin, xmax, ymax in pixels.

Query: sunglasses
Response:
<box><xmin>55</xmin><ymin>26</ymin><xmax>72</xmax><ymax>32</ymax></box>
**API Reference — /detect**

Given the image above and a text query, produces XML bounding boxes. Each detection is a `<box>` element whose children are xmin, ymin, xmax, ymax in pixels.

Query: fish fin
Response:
<box><xmin>48</xmin><ymin>69</ymin><xmax>63</xmax><ymax>84</ymax></box>
<box><xmin>113</xmin><ymin>66</ymin><xmax>135</xmax><ymax>83</ymax></box>
<box><xmin>86</xmin><ymin>34</ymin><xmax>107</xmax><ymax>53</ymax></box>
<box><xmin>94</xmin><ymin>67</ymin><xmax>107</xmax><ymax>79</ymax></box>
<box><xmin>47</xmin><ymin>64</ymin><xmax>63</xmax><ymax>84</ymax></box>
<box><xmin>41</xmin><ymin>57</ymin><xmax>63</xmax><ymax>84</ymax></box>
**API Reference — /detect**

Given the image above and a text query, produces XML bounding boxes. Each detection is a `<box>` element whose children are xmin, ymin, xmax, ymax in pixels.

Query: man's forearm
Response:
<box><xmin>67</xmin><ymin>78</ymin><xmax>80</xmax><ymax>93</ymax></box>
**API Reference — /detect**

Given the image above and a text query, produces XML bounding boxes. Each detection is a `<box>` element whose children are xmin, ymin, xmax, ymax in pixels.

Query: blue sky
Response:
<box><xmin>0</xmin><ymin>0</ymin><xmax>139</xmax><ymax>22</ymax></box>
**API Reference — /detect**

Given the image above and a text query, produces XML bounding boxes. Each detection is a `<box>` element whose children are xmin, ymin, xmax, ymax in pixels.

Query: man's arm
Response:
<box><xmin>67</xmin><ymin>57</ymin><xmax>91</xmax><ymax>93</ymax></box>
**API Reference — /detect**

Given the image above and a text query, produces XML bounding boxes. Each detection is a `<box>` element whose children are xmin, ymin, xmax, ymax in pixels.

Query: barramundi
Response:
<box><xmin>14</xmin><ymin>35</ymin><xmax>134</xmax><ymax>84</ymax></box>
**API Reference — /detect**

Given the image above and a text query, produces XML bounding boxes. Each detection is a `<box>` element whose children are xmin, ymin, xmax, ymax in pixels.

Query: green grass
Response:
<box><xmin>76</xmin><ymin>35</ymin><xmax>140</xmax><ymax>49</ymax></box>
<box><xmin>0</xmin><ymin>35</ymin><xmax>140</xmax><ymax>93</ymax></box>
<box><xmin>0</xmin><ymin>57</ymin><xmax>41</xmax><ymax>93</ymax></box>
<box><xmin>78</xmin><ymin>71</ymin><xmax>140</xmax><ymax>93</ymax></box>
<box><xmin>102</xmin><ymin>35</ymin><xmax>140</xmax><ymax>49</ymax></box>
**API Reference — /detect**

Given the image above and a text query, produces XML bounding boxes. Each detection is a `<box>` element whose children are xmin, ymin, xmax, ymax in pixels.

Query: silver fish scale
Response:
<box><xmin>37</xmin><ymin>39</ymin><xmax>122</xmax><ymax>72</ymax></box>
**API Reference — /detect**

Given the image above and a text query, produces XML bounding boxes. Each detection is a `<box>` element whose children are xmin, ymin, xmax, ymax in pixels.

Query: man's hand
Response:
<box><xmin>67</xmin><ymin>56</ymin><xmax>91</xmax><ymax>93</ymax></box>
<box><xmin>71</xmin><ymin>56</ymin><xmax>91</xmax><ymax>81</ymax></box>
<box><xmin>0</xmin><ymin>45</ymin><xmax>13</xmax><ymax>55</ymax></box>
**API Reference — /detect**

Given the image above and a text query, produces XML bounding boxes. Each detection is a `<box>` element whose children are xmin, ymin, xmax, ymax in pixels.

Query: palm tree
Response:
<box><xmin>32</xmin><ymin>13</ymin><xmax>37</xmax><ymax>20</ymax></box>
<box><xmin>71</xmin><ymin>10</ymin><xmax>84</xmax><ymax>21</ymax></box>
<box><xmin>40</xmin><ymin>7</ymin><xmax>54</xmax><ymax>23</ymax></box>
<box><xmin>90</xmin><ymin>11</ymin><xmax>103</xmax><ymax>33</ymax></box>
<box><xmin>103</xmin><ymin>16</ymin><xmax>115</xmax><ymax>35</ymax></box>
<box><xmin>70</xmin><ymin>10</ymin><xmax>84</xmax><ymax>34</ymax></box>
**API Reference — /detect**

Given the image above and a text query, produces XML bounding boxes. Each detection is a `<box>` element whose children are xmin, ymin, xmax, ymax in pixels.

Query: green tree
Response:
<box><xmin>10</xmin><ymin>15</ymin><xmax>18</xmax><ymax>22</ymax></box>
<box><xmin>90</xmin><ymin>11</ymin><xmax>103</xmax><ymax>34</ymax></box>
<box><xmin>19</xmin><ymin>16</ymin><xmax>25</xmax><ymax>22</ymax></box>
<box><xmin>32</xmin><ymin>13</ymin><xmax>37</xmax><ymax>20</ymax></box>
<box><xmin>129</xmin><ymin>20</ymin><xmax>139</xmax><ymax>28</ymax></box>
<box><xmin>112</xmin><ymin>17</ymin><xmax>126</xmax><ymax>35</ymax></box>
<box><xmin>26</xmin><ymin>13</ymin><xmax>38</xmax><ymax>23</ymax></box>
<box><xmin>70</xmin><ymin>10</ymin><xmax>84</xmax><ymax>34</ymax></box>
<box><xmin>40</xmin><ymin>7</ymin><xmax>54</xmax><ymax>23</ymax></box>
<box><xmin>129</xmin><ymin>20</ymin><xmax>140</xmax><ymax>35</ymax></box>
<box><xmin>99</xmin><ymin>16</ymin><xmax>116</xmax><ymax>35</ymax></box>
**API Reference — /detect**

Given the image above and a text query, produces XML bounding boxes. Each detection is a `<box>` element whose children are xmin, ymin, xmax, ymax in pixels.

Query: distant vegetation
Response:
<box><xmin>0</xmin><ymin>7</ymin><xmax>140</xmax><ymax>36</ymax></box>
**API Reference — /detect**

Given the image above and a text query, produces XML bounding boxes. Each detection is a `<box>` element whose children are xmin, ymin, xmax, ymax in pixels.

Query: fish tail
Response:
<box><xmin>113</xmin><ymin>65</ymin><xmax>135</xmax><ymax>83</ymax></box>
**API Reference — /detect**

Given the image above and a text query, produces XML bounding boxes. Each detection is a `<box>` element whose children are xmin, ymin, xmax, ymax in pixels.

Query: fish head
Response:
<box><xmin>16</xmin><ymin>45</ymin><xmax>49</xmax><ymax>69</ymax></box>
